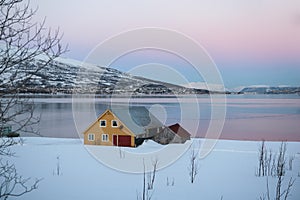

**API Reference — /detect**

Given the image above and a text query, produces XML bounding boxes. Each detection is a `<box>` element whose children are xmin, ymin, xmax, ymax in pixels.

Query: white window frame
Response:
<box><xmin>157</xmin><ymin>127</ymin><xmax>161</xmax><ymax>133</ymax></box>
<box><xmin>100</xmin><ymin>120</ymin><xmax>106</xmax><ymax>127</ymax></box>
<box><xmin>88</xmin><ymin>133</ymin><xmax>95</xmax><ymax>141</ymax></box>
<box><xmin>102</xmin><ymin>134</ymin><xmax>109</xmax><ymax>142</ymax></box>
<box><xmin>111</xmin><ymin>120</ymin><xmax>118</xmax><ymax>127</ymax></box>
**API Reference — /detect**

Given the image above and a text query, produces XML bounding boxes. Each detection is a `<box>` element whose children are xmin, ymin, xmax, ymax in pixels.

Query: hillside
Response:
<box><xmin>0</xmin><ymin>57</ymin><xmax>209</xmax><ymax>95</ymax></box>
<box><xmin>239</xmin><ymin>86</ymin><xmax>300</xmax><ymax>94</ymax></box>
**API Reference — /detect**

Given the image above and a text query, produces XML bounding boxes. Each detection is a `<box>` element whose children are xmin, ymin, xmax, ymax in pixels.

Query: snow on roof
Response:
<box><xmin>109</xmin><ymin>105</ymin><xmax>163</xmax><ymax>136</ymax></box>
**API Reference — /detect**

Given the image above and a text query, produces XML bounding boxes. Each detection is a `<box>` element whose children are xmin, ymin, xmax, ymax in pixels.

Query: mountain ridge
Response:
<box><xmin>1</xmin><ymin>55</ymin><xmax>299</xmax><ymax>95</ymax></box>
<box><xmin>0</xmin><ymin>57</ymin><xmax>209</xmax><ymax>95</ymax></box>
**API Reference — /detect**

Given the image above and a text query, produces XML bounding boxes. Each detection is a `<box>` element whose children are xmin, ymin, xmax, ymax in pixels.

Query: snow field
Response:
<box><xmin>6</xmin><ymin>137</ymin><xmax>300</xmax><ymax>200</ymax></box>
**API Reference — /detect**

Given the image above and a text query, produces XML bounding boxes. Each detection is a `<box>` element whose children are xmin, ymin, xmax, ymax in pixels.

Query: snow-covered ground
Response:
<box><xmin>6</xmin><ymin>137</ymin><xmax>300</xmax><ymax>200</ymax></box>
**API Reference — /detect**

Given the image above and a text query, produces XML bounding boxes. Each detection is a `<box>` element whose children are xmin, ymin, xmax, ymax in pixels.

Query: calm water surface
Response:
<box><xmin>32</xmin><ymin>94</ymin><xmax>300</xmax><ymax>141</ymax></box>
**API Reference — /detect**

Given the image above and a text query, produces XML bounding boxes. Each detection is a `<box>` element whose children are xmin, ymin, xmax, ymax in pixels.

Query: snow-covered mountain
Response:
<box><xmin>2</xmin><ymin>56</ymin><xmax>298</xmax><ymax>95</ymax></box>
<box><xmin>0</xmin><ymin>57</ymin><xmax>209</xmax><ymax>95</ymax></box>
<box><xmin>237</xmin><ymin>85</ymin><xmax>300</xmax><ymax>94</ymax></box>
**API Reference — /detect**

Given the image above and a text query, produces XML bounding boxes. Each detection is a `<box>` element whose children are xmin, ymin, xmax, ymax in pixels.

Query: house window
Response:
<box><xmin>111</xmin><ymin>120</ymin><xmax>118</xmax><ymax>127</ymax></box>
<box><xmin>88</xmin><ymin>133</ymin><xmax>95</xmax><ymax>141</ymax></box>
<box><xmin>100</xmin><ymin>120</ymin><xmax>106</xmax><ymax>127</ymax></box>
<box><xmin>102</xmin><ymin>134</ymin><xmax>109</xmax><ymax>142</ymax></box>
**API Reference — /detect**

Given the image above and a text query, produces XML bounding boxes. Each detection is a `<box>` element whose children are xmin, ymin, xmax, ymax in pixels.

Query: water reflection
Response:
<box><xmin>30</xmin><ymin>95</ymin><xmax>300</xmax><ymax>141</ymax></box>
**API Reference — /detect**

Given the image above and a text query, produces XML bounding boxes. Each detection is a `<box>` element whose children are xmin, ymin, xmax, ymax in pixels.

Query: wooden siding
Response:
<box><xmin>83</xmin><ymin>110</ymin><xmax>135</xmax><ymax>147</ymax></box>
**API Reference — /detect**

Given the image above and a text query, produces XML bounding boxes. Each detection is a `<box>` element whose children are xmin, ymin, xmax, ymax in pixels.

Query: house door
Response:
<box><xmin>113</xmin><ymin>135</ymin><xmax>118</xmax><ymax>146</ymax></box>
<box><xmin>113</xmin><ymin>135</ymin><xmax>131</xmax><ymax>147</ymax></box>
<box><xmin>118</xmin><ymin>135</ymin><xmax>131</xmax><ymax>147</ymax></box>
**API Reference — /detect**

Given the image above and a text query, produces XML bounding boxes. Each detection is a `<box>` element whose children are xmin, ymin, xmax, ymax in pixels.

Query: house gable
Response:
<box><xmin>152</xmin><ymin>123</ymin><xmax>191</xmax><ymax>145</ymax></box>
<box><xmin>83</xmin><ymin>106</ymin><xmax>166</xmax><ymax>147</ymax></box>
<box><xmin>168</xmin><ymin>123</ymin><xmax>191</xmax><ymax>140</ymax></box>
<box><xmin>83</xmin><ymin>109</ymin><xmax>135</xmax><ymax>147</ymax></box>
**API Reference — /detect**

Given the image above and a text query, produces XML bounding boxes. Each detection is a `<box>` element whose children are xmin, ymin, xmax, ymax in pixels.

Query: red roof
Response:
<box><xmin>168</xmin><ymin>123</ymin><xmax>191</xmax><ymax>139</ymax></box>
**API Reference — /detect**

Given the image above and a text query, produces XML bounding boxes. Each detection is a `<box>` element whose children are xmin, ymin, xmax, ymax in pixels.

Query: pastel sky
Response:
<box><xmin>31</xmin><ymin>0</ymin><xmax>300</xmax><ymax>88</ymax></box>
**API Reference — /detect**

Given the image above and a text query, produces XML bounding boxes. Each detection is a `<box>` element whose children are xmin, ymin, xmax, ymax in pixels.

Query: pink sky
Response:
<box><xmin>31</xmin><ymin>0</ymin><xmax>300</xmax><ymax>87</ymax></box>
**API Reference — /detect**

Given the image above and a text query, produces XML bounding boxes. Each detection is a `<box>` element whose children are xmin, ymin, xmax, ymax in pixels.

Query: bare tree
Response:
<box><xmin>188</xmin><ymin>145</ymin><xmax>199</xmax><ymax>183</ymax></box>
<box><xmin>0</xmin><ymin>138</ymin><xmax>16</xmax><ymax>156</ymax></box>
<box><xmin>258</xmin><ymin>140</ymin><xmax>266</xmax><ymax>176</ymax></box>
<box><xmin>260</xmin><ymin>175</ymin><xmax>295</xmax><ymax>200</ymax></box>
<box><xmin>258</xmin><ymin>142</ymin><xmax>295</xmax><ymax>200</ymax></box>
<box><xmin>0</xmin><ymin>0</ymin><xmax>67</xmax><ymax>136</ymax></box>
<box><xmin>0</xmin><ymin>160</ymin><xmax>42</xmax><ymax>199</ymax></box>
<box><xmin>137</xmin><ymin>159</ymin><xmax>153</xmax><ymax>200</ymax></box>
<box><xmin>259</xmin><ymin>177</ymin><xmax>271</xmax><ymax>200</ymax></box>
<box><xmin>0</xmin><ymin>0</ymin><xmax>66</xmax><ymax>198</ymax></box>
<box><xmin>257</xmin><ymin>141</ymin><xmax>279</xmax><ymax>177</ymax></box>
<box><xmin>282</xmin><ymin>177</ymin><xmax>295</xmax><ymax>200</ymax></box>
<box><xmin>0</xmin><ymin>138</ymin><xmax>41</xmax><ymax>199</ymax></box>
<box><xmin>275</xmin><ymin>142</ymin><xmax>287</xmax><ymax>200</ymax></box>
<box><xmin>147</xmin><ymin>158</ymin><xmax>158</xmax><ymax>190</ymax></box>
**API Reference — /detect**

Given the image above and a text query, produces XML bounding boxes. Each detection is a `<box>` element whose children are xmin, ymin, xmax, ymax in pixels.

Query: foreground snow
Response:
<box><xmin>7</xmin><ymin>137</ymin><xmax>300</xmax><ymax>200</ymax></box>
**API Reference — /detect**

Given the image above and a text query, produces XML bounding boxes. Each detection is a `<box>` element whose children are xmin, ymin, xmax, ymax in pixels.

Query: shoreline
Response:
<box><xmin>2</xmin><ymin>93</ymin><xmax>300</xmax><ymax>99</ymax></box>
<box><xmin>21</xmin><ymin>134</ymin><xmax>300</xmax><ymax>143</ymax></box>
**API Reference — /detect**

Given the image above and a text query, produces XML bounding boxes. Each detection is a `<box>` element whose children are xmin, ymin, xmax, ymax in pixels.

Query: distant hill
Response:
<box><xmin>239</xmin><ymin>86</ymin><xmax>300</xmax><ymax>94</ymax></box>
<box><xmin>0</xmin><ymin>57</ymin><xmax>209</xmax><ymax>95</ymax></box>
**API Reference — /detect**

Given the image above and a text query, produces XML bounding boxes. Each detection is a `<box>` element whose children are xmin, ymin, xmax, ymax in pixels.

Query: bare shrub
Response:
<box><xmin>166</xmin><ymin>177</ymin><xmax>175</xmax><ymax>187</ymax></box>
<box><xmin>275</xmin><ymin>142</ymin><xmax>287</xmax><ymax>200</ymax></box>
<box><xmin>258</xmin><ymin>142</ymin><xmax>295</xmax><ymax>200</ymax></box>
<box><xmin>137</xmin><ymin>159</ymin><xmax>154</xmax><ymax>200</ymax></box>
<box><xmin>288</xmin><ymin>156</ymin><xmax>294</xmax><ymax>171</ymax></box>
<box><xmin>147</xmin><ymin>158</ymin><xmax>158</xmax><ymax>190</ymax></box>
<box><xmin>188</xmin><ymin>142</ymin><xmax>199</xmax><ymax>183</ymax></box>
<box><xmin>258</xmin><ymin>140</ymin><xmax>266</xmax><ymax>176</ymax></box>
<box><xmin>53</xmin><ymin>155</ymin><xmax>61</xmax><ymax>176</ymax></box>
<box><xmin>118</xmin><ymin>147</ymin><xmax>125</xmax><ymax>159</ymax></box>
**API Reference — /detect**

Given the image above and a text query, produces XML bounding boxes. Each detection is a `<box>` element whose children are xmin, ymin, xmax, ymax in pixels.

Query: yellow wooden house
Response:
<box><xmin>83</xmin><ymin>106</ymin><xmax>164</xmax><ymax>147</ymax></box>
